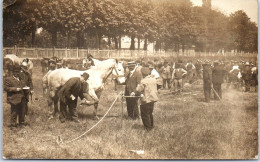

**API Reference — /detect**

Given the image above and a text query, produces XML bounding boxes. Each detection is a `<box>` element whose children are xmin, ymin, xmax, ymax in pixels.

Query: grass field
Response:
<box><xmin>2</xmin><ymin>64</ymin><xmax>258</xmax><ymax>159</ymax></box>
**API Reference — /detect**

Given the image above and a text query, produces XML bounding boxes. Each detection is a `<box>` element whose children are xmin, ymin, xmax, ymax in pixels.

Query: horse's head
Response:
<box><xmin>112</xmin><ymin>61</ymin><xmax>126</xmax><ymax>84</ymax></box>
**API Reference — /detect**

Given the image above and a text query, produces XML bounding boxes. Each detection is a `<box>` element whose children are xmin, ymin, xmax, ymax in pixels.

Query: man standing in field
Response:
<box><xmin>160</xmin><ymin>61</ymin><xmax>171</xmax><ymax>89</ymax></box>
<box><xmin>125</xmin><ymin>61</ymin><xmax>142</xmax><ymax>120</ymax></box>
<box><xmin>242</xmin><ymin>62</ymin><xmax>253</xmax><ymax>92</ymax></box>
<box><xmin>57</xmin><ymin>72</ymin><xmax>90</xmax><ymax>123</ymax></box>
<box><xmin>195</xmin><ymin>59</ymin><xmax>202</xmax><ymax>79</ymax></box>
<box><xmin>4</xmin><ymin>65</ymin><xmax>27</xmax><ymax>128</ymax></box>
<box><xmin>185</xmin><ymin>60</ymin><xmax>196</xmax><ymax>83</ymax></box>
<box><xmin>202</xmin><ymin>61</ymin><xmax>212</xmax><ymax>103</ymax></box>
<box><xmin>212</xmin><ymin>61</ymin><xmax>225</xmax><ymax>100</ymax></box>
<box><xmin>172</xmin><ymin>63</ymin><xmax>187</xmax><ymax>92</ymax></box>
<box><xmin>135</xmin><ymin>67</ymin><xmax>159</xmax><ymax>131</ymax></box>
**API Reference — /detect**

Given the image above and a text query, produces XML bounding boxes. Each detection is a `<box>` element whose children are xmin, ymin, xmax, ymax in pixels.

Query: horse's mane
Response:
<box><xmin>91</xmin><ymin>59</ymin><xmax>115</xmax><ymax>71</ymax></box>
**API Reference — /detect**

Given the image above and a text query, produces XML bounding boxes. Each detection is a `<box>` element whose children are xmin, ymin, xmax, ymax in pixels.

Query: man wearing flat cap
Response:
<box><xmin>136</xmin><ymin>67</ymin><xmax>159</xmax><ymax>131</ymax></box>
<box><xmin>4</xmin><ymin>65</ymin><xmax>27</xmax><ymax>128</ymax></box>
<box><xmin>125</xmin><ymin>61</ymin><xmax>142</xmax><ymax>120</ymax></box>
<box><xmin>57</xmin><ymin>72</ymin><xmax>90</xmax><ymax>123</ymax></box>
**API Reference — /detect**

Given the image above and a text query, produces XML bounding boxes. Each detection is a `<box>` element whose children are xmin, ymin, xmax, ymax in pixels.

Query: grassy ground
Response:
<box><xmin>2</xmin><ymin>65</ymin><xmax>258</xmax><ymax>159</ymax></box>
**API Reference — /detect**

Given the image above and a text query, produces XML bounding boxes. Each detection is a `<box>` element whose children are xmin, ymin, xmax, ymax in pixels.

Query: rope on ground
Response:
<box><xmin>57</xmin><ymin>92</ymin><xmax>122</xmax><ymax>145</ymax></box>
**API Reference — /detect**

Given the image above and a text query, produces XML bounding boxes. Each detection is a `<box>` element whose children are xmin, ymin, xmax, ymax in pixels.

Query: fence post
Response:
<box><xmin>35</xmin><ymin>48</ymin><xmax>38</xmax><ymax>58</ymax></box>
<box><xmin>65</xmin><ymin>47</ymin><xmax>67</xmax><ymax>58</ymax></box>
<box><xmin>53</xmin><ymin>46</ymin><xmax>55</xmax><ymax>57</ymax></box>
<box><xmin>77</xmin><ymin>48</ymin><xmax>79</xmax><ymax>58</ymax></box>
<box><xmin>14</xmin><ymin>45</ymin><xmax>17</xmax><ymax>56</ymax></box>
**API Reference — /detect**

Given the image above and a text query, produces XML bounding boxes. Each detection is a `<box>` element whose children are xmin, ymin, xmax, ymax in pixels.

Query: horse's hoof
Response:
<box><xmin>48</xmin><ymin>115</ymin><xmax>54</xmax><ymax>120</ymax></box>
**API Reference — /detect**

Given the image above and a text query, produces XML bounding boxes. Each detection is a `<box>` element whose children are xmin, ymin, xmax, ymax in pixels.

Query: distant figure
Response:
<box><xmin>242</xmin><ymin>62</ymin><xmax>252</xmax><ymax>92</ymax></box>
<box><xmin>202</xmin><ymin>61</ymin><xmax>212</xmax><ymax>102</ymax></box>
<box><xmin>160</xmin><ymin>61</ymin><xmax>171</xmax><ymax>89</ymax></box>
<box><xmin>48</xmin><ymin>58</ymin><xmax>57</xmax><ymax>71</ymax></box>
<box><xmin>136</xmin><ymin>67</ymin><xmax>159</xmax><ymax>131</ymax></box>
<box><xmin>83</xmin><ymin>54</ymin><xmax>94</xmax><ymax>69</ymax></box>
<box><xmin>185</xmin><ymin>60</ymin><xmax>196</xmax><ymax>83</ymax></box>
<box><xmin>41</xmin><ymin>58</ymin><xmax>50</xmax><ymax>73</ymax></box>
<box><xmin>212</xmin><ymin>61</ymin><xmax>225</xmax><ymax>100</ymax></box>
<box><xmin>195</xmin><ymin>59</ymin><xmax>202</xmax><ymax>79</ymax></box>
<box><xmin>172</xmin><ymin>63</ymin><xmax>187</xmax><ymax>92</ymax></box>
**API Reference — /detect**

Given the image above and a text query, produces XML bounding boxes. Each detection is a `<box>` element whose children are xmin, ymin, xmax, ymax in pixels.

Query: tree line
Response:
<box><xmin>3</xmin><ymin>0</ymin><xmax>258</xmax><ymax>52</ymax></box>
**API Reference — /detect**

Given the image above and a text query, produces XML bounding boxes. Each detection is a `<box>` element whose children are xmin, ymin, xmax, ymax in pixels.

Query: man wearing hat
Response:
<box><xmin>242</xmin><ymin>62</ymin><xmax>252</xmax><ymax>92</ymax></box>
<box><xmin>159</xmin><ymin>61</ymin><xmax>171</xmax><ymax>89</ymax></box>
<box><xmin>135</xmin><ymin>67</ymin><xmax>159</xmax><ymax>131</ymax></box>
<box><xmin>20</xmin><ymin>62</ymin><xmax>34</xmax><ymax>116</ymax></box>
<box><xmin>202</xmin><ymin>61</ymin><xmax>212</xmax><ymax>102</ymax></box>
<box><xmin>57</xmin><ymin>72</ymin><xmax>90</xmax><ymax>123</ymax></box>
<box><xmin>212</xmin><ymin>61</ymin><xmax>225</xmax><ymax>100</ymax></box>
<box><xmin>125</xmin><ymin>61</ymin><xmax>142</xmax><ymax>120</ymax></box>
<box><xmin>4</xmin><ymin>65</ymin><xmax>27</xmax><ymax>127</ymax></box>
<box><xmin>83</xmin><ymin>54</ymin><xmax>95</xmax><ymax>69</ymax></box>
<box><xmin>48</xmin><ymin>58</ymin><xmax>57</xmax><ymax>71</ymax></box>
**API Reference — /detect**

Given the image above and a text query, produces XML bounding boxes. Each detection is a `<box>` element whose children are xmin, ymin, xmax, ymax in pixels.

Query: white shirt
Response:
<box><xmin>151</xmin><ymin>69</ymin><xmax>160</xmax><ymax>79</ymax></box>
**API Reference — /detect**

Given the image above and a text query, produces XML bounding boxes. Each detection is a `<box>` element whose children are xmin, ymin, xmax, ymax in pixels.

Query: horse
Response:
<box><xmin>4</xmin><ymin>54</ymin><xmax>33</xmax><ymax>75</ymax></box>
<box><xmin>43</xmin><ymin>58</ymin><xmax>125</xmax><ymax>119</ymax></box>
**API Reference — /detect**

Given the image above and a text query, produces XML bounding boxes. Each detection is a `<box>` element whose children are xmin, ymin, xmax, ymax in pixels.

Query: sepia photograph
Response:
<box><xmin>2</xmin><ymin>0</ymin><xmax>258</xmax><ymax>159</ymax></box>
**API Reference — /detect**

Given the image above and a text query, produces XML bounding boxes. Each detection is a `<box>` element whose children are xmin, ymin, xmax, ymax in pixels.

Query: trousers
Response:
<box><xmin>140</xmin><ymin>102</ymin><xmax>154</xmax><ymax>130</ymax></box>
<box><xmin>163</xmin><ymin>79</ymin><xmax>171</xmax><ymax>89</ymax></box>
<box><xmin>203</xmin><ymin>83</ymin><xmax>211</xmax><ymax>102</ymax></box>
<box><xmin>126</xmin><ymin>97</ymin><xmax>139</xmax><ymax>120</ymax></box>
<box><xmin>10</xmin><ymin>98</ymin><xmax>26</xmax><ymax>125</ymax></box>
<box><xmin>59</xmin><ymin>97</ymin><xmax>78</xmax><ymax>122</ymax></box>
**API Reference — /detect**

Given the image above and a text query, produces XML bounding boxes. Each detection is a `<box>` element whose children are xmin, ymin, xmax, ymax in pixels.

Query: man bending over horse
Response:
<box><xmin>57</xmin><ymin>72</ymin><xmax>90</xmax><ymax>123</ymax></box>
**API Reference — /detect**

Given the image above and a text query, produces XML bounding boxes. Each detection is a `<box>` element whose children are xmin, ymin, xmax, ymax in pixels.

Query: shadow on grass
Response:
<box><xmin>132</xmin><ymin>124</ymin><xmax>144</xmax><ymax>130</ymax></box>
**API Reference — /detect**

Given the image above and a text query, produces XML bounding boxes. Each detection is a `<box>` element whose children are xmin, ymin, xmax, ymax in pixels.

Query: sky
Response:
<box><xmin>190</xmin><ymin>0</ymin><xmax>258</xmax><ymax>24</ymax></box>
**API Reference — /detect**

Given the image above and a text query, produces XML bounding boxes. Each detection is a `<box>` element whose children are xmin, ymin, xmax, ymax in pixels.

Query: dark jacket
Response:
<box><xmin>212</xmin><ymin>65</ymin><xmax>225</xmax><ymax>84</ymax></box>
<box><xmin>203</xmin><ymin>66</ymin><xmax>212</xmax><ymax>85</ymax></box>
<box><xmin>57</xmin><ymin>77</ymin><xmax>86</xmax><ymax>104</ymax></box>
<box><xmin>125</xmin><ymin>68</ymin><xmax>142</xmax><ymax>95</ymax></box>
<box><xmin>4</xmin><ymin>76</ymin><xmax>25</xmax><ymax>105</ymax></box>
<box><xmin>242</xmin><ymin>67</ymin><xmax>252</xmax><ymax>81</ymax></box>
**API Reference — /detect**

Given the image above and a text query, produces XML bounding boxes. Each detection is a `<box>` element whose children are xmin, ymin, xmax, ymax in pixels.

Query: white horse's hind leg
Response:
<box><xmin>92</xmin><ymin>90</ymin><xmax>102</xmax><ymax>120</ymax></box>
<box><xmin>89</xmin><ymin>89</ymin><xmax>99</xmax><ymax>102</ymax></box>
<box><xmin>47</xmin><ymin>90</ymin><xmax>56</xmax><ymax>119</ymax></box>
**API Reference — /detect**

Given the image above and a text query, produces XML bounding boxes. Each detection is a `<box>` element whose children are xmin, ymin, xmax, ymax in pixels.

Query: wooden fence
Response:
<box><xmin>3</xmin><ymin>47</ymin><xmax>258</xmax><ymax>59</ymax></box>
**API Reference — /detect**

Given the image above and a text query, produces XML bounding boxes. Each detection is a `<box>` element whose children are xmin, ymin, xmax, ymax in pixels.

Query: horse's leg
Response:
<box><xmin>48</xmin><ymin>90</ymin><xmax>56</xmax><ymax>119</ymax></box>
<box><xmin>93</xmin><ymin>102</ymin><xmax>99</xmax><ymax>120</ymax></box>
<box><xmin>89</xmin><ymin>89</ymin><xmax>99</xmax><ymax>102</ymax></box>
<box><xmin>92</xmin><ymin>90</ymin><xmax>102</xmax><ymax>120</ymax></box>
<box><xmin>47</xmin><ymin>96</ymin><xmax>54</xmax><ymax>119</ymax></box>
<box><xmin>53</xmin><ymin>96</ymin><xmax>59</xmax><ymax>117</ymax></box>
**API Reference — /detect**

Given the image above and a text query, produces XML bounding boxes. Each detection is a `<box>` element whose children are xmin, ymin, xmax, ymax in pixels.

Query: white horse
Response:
<box><xmin>43</xmin><ymin>58</ymin><xmax>125</xmax><ymax>119</ymax></box>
